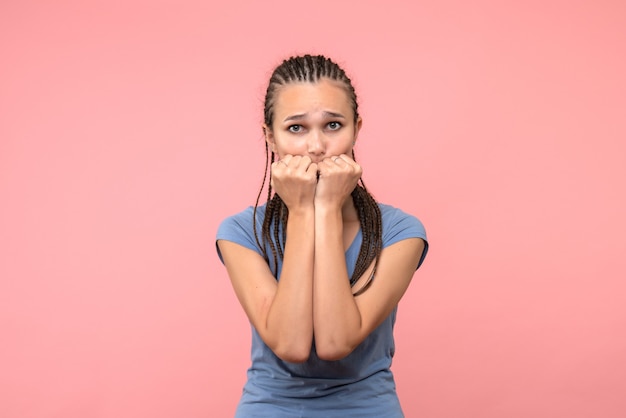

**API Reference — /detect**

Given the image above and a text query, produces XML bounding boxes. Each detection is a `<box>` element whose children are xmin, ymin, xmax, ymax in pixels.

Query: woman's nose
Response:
<box><xmin>307</xmin><ymin>130</ymin><xmax>325</xmax><ymax>156</ymax></box>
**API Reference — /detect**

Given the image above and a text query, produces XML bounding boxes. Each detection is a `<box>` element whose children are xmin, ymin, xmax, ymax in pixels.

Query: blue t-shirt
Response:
<box><xmin>216</xmin><ymin>203</ymin><xmax>428</xmax><ymax>417</ymax></box>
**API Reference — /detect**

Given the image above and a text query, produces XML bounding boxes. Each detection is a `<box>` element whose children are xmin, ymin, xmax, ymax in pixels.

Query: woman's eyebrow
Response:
<box><xmin>322</xmin><ymin>111</ymin><xmax>346</xmax><ymax>119</ymax></box>
<box><xmin>284</xmin><ymin>113</ymin><xmax>307</xmax><ymax>122</ymax></box>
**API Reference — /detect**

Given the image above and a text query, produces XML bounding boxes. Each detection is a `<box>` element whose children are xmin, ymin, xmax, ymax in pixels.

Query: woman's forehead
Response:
<box><xmin>273</xmin><ymin>79</ymin><xmax>352</xmax><ymax>116</ymax></box>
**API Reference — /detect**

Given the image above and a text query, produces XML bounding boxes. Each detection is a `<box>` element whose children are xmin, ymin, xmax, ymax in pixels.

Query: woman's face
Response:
<box><xmin>265</xmin><ymin>78</ymin><xmax>362</xmax><ymax>162</ymax></box>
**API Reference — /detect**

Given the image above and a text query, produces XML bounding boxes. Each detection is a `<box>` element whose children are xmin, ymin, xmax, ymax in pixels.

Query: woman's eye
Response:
<box><xmin>327</xmin><ymin>121</ymin><xmax>342</xmax><ymax>130</ymax></box>
<box><xmin>288</xmin><ymin>125</ymin><xmax>302</xmax><ymax>133</ymax></box>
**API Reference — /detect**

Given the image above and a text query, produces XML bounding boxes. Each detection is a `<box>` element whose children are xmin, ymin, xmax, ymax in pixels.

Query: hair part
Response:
<box><xmin>253</xmin><ymin>54</ymin><xmax>381</xmax><ymax>295</ymax></box>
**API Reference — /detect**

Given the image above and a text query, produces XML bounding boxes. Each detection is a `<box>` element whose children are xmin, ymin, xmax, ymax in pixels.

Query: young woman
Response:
<box><xmin>216</xmin><ymin>54</ymin><xmax>428</xmax><ymax>417</ymax></box>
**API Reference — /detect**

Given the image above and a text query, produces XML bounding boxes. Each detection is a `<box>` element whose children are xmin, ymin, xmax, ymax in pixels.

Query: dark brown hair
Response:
<box><xmin>254</xmin><ymin>54</ymin><xmax>382</xmax><ymax>295</ymax></box>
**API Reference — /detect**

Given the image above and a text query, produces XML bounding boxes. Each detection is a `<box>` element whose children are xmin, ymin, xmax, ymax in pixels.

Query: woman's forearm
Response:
<box><xmin>265</xmin><ymin>207</ymin><xmax>315</xmax><ymax>362</ymax></box>
<box><xmin>312</xmin><ymin>204</ymin><xmax>363</xmax><ymax>360</ymax></box>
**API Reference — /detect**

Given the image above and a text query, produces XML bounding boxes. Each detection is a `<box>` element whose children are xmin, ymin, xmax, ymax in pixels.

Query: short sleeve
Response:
<box><xmin>380</xmin><ymin>204</ymin><xmax>429</xmax><ymax>269</ymax></box>
<box><xmin>215</xmin><ymin>206</ymin><xmax>262</xmax><ymax>264</ymax></box>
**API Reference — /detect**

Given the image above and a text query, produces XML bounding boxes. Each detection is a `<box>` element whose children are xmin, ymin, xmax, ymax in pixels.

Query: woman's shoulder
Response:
<box><xmin>378</xmin><ymin>203</ymin><xmax>426</xmax><ymax>232</ymax></box>
<box><xmin>215</xmin><ymin>204</ymin><xmax>267</xmax><ymax>263</ymax></box>
<box><xmin>218</xmin><ymin>203</ymin><xmax>268</xmax><ymax>233</ymax></box>
<box><xmin>377</xmin><ymin>202</ymin><xmax>428</xmax><ymax>259</ymax></box>
<box><xmin>218</xmin><ymin>204</ymin><xmax>266</xmax><ymax>230</ymax></box>
<box><xmin>377</xmin><ymin>202</ymin><xmax>429</xmax><ymax>268</ymax></box>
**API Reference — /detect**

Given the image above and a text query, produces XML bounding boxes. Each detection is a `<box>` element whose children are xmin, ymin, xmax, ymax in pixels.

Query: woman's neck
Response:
<box><xmin>341</xmin><ymin>196</ymin><xmax>359</xmax><ymax>223</ymax></box>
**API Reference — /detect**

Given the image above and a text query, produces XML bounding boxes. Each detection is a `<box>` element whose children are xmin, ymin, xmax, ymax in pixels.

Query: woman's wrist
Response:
<box><xmin>287</xmin><ymin>204</ymin><xmax>315</xmax><ymax>218</ymax></box>
<box><xmin>314</xmin><ymin>201</ymin><xmax>344</xmax><ymax>215</ymax></box>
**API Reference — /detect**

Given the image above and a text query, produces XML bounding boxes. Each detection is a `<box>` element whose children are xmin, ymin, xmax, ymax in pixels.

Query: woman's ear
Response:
<box><xmin>353</xmin><ymin>117</ymin><xmax>363</xmax><ymax>144</ymax></box>
<box><xmin>263</xmin><ymin>124</ymin><xmax>276</xmax><ymax>153</ymax></box>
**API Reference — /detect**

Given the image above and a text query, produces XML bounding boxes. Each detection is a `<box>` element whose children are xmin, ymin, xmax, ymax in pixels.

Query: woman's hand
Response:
<box><xmin>271</xmin><ymin>155</ymin><xmax>319</xmax><ymax>212</ymax></box>
<box><xmin>315</xmin><ymin>154</ymin><xmax>362</xmax><ymax>209</ymax></box>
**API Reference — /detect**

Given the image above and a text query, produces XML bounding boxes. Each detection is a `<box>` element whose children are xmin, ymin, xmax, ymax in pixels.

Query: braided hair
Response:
<box><xmin>254</xmin><ymin>54</ymin><xmax>382</xmax><ymax>296</ymax></box>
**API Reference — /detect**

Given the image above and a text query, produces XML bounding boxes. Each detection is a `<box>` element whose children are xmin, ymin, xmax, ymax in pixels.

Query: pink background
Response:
<box><xmin>1</xmin><ymin>1</ymin><xmax>625</xmax><ymax>417</ymax></box>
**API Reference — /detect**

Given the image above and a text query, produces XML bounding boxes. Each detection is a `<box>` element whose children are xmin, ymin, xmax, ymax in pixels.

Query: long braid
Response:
<box><xmin>254</xmin><ymin>54</ymin><xmax>382</xmax><ymax>293</ymax></box>
<box><xmin>350</xmin><ymin>155</ymin><xmax>383</xmax><ymax>295</ymax></box>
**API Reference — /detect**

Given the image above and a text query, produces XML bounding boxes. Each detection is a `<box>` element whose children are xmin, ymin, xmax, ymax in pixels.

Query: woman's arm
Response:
<box><xmin>312</xmin><ymin>155</ymin><xmax>425</xmax><ymax>360</ymax></box>
<box><xmin>218</xmin><ymin>208</ymin><xmax>314</xmax><ymax>363</ymax></box>
<box><xmin>313</xmin><ymin>220</ymin><xmax>424</xmax><ymax>360</ymax></box>
<box><xmin>218</xmin><ymin>155</ymin><xmax>318</xmax><ymax>363</ymax></box>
